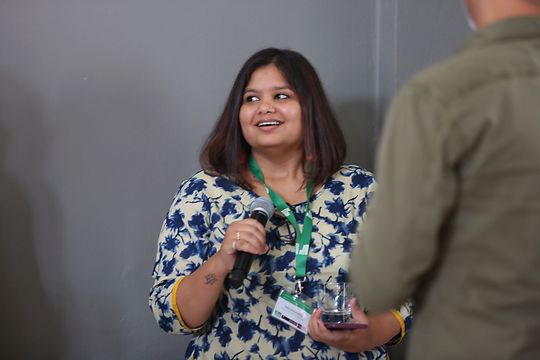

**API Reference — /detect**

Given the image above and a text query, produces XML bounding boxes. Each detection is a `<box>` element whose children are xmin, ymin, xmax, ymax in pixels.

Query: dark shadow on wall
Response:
<box><xmin>335</xmin><ymin>98</ymin><xmax>376</xmax><ymax>172</ymax></box>
<box><xmin>0</xmin><ymin>75</ymin><xmax>66</xmax><ymax>359</ymax></box>
<box><xmin>335</xmin><ymin>94</ymin><xmax>396</xmax><ymax>174</ymax></box>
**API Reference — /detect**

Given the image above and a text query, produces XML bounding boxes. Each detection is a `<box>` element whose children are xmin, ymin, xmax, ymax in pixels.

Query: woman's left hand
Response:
<box><xmin>308</xmin><ymin>298</ymin><xmax>373</xmax><ymax>353</ymax></box>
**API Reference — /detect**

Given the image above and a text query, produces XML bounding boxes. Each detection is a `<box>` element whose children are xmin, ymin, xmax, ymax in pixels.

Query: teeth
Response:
<box><xmin>257</xmin><ymin>121</ymin><xmax>281</xmax><ymax>127</ymax></box>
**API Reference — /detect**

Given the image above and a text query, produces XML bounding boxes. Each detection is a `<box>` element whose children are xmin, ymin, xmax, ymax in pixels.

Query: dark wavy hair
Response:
<box><xmin>200</xmin><ymin>48</ymin><xmax>346</xmax><ymax>189</ymax></box>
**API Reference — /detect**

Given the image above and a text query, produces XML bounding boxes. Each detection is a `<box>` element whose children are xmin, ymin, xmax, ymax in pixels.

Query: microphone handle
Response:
<box><xmin>228</xmin><ymin>210</ymin><xmax>268</xmax><ymax>288</ymax></box>
<box><xmin>228</xmin><ymin>252</ymin><xmax>254</xmax><ymax>288</ymax></box>
<box><xmin>250</xmin><ymin>210</ymin><xmax>268</xmax><ymax>225</ymax></box>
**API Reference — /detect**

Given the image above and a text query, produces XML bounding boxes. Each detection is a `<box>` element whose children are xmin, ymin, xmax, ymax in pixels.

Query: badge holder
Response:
<box><xmin>271</xmin><ymin>278</ymin><xmax>313</xmax><ymax>334</ymax></box>
<box><xmin>249</xmin><ymin>157</ymin><xmax>316</xmax><ymax>334</ymax></box>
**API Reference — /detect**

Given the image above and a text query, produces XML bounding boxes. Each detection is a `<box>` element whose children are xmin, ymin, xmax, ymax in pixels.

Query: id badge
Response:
<box><xmin>271</xmin><ymin>289</ymin><xmax>313</xmax><ymax>334</ymax></box>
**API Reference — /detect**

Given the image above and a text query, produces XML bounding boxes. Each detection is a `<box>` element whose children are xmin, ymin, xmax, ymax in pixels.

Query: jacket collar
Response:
<box><xmin>461</xmin><ymin>15</ymin><xmax>540</xmax><ymax>51</ymax></box>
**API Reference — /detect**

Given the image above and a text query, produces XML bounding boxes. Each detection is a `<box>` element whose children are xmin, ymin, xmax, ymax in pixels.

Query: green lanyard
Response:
<box><xmin>248</xmin><ymin>155</ymin><xmax>313</xmax><ymax>280</ymax></box>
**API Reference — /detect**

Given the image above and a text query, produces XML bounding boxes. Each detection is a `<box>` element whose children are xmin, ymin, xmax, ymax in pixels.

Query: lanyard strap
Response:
<box><xmin>248</xmin><ymin>155</ymin><xmax>313</xmax><ymax>279</ymax></box>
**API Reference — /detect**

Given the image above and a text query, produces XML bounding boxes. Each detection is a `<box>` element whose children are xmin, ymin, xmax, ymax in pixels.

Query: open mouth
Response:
<box><xmin>256</xmin><ymin>120</ymin><xmax>282</xmax><ymax>128</ymax></box>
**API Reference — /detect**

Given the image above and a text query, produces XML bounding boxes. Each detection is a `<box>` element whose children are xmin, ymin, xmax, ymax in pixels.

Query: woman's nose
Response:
<box><xmin>259</xmin><ymin>102</ymin><xmax>275</xmax><ymax>113</ymax></box>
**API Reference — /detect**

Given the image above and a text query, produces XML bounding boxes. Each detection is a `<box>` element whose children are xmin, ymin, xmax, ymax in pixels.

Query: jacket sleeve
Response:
<box><xmin>350</xmin><ymin>83</ymin><xmax>459</xmax><ymax>313</ymax></box>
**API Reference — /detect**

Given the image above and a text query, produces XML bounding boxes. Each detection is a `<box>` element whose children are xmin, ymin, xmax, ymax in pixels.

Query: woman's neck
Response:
<box><xmin>250</xmin><ymin>150</ymin><xmax>304</xmax><ymax>183</ymax></box>
<box><xmin>247</xmin><ymin>150</ymin><xmax>309</xmax><ymax>204</ymax></box>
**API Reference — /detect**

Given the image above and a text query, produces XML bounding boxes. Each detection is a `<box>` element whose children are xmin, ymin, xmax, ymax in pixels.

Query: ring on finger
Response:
<box><xmin>232</xmin><ymin>231</ymin><xmax>240</xmax><ymax>252</ymax></box>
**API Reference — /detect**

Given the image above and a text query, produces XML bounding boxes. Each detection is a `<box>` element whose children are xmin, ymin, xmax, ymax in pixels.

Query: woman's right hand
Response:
<box><xmin>216</xmin><ymin>218</ymin><xmax>268</xmax><ymax>272</ymax></box>
<box><xmin>173</xmin><ymin>218</ymin><xmax>268</xmax><ymax>329</ymax></box>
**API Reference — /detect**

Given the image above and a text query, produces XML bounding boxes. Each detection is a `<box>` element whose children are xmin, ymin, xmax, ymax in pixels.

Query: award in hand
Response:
<box><xmin>320</xmin><ymin>282</ymin><xmax>368</xmax><ymax>330</ymax></box>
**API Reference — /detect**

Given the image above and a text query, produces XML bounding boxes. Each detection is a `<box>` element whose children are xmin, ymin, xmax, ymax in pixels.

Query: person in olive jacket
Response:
<box><xmin>350</xmin><ymin>1</ymin><xmax>540</xmax><ymax>359</ymax></box>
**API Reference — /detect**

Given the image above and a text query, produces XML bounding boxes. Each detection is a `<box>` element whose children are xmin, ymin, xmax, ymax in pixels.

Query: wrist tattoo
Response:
<box><xmin>205</xmin><ymin>273</ymin><xmax>217</xmax><ymax>285</ymax></box>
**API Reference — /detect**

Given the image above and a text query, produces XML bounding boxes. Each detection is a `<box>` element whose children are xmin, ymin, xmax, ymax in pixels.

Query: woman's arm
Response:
<box><xmin>175</xmin><ymin>218</ymin><xmax>267</xmax><ymax>328</ymax></box>
<box><xmin>149</xmin><ymin>174</ymin><xmax>268</xmax><ymax>333</ymax></box>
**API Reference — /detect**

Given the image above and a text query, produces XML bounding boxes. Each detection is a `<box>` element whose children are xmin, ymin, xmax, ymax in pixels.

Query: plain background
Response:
<box><xmin>0</xmin><ymin>1</ymin><xmax>468</xmax><ymax>359</ymax></box>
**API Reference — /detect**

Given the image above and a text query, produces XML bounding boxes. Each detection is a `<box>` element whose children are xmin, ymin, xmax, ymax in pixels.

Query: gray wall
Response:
<box><xmin>0</xmin><ymin>1</ymin><xmax>468</xmax><ymax>359</ymax></box>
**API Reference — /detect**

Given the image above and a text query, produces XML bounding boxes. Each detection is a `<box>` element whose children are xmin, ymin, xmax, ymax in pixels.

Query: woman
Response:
<box><xmin>149</xmin><ymin>48</ymin><xmax>411</xmax><ymax>359</ymax></box>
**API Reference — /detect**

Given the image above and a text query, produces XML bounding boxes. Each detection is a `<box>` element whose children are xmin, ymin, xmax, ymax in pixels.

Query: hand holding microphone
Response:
<box><xmin>228</xmin><ymin>197</ymin><xmax>274</xmax><ymax>288</ymax></box>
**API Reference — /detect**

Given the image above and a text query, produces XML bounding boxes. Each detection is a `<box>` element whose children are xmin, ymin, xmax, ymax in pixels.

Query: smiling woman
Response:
<box><xmin>239</xmin><ymin>64</ymin><xmax>303</xmax><ymax>157</ymax></box>
<box><xmin>148</xmin><ymin>48</ymin><xmax>412</xmax><ymax>359</ymax></box>
<box><xmin>200</xmin><ymin>48</ymin><xmax>347</xmax><ymax>191</ymax></box>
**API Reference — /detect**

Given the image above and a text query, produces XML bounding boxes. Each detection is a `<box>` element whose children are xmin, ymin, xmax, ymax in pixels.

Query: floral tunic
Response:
<box><xmin>149</xmin><ymin>165</ymin><xmax>412</xmax><ymax>359</ymax></box>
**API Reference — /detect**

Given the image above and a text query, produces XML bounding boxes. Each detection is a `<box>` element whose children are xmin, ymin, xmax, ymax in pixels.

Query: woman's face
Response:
<box><xmin>239</xmin><ymin>64</ymin><xmax>303</xmax><ymax>155</ymax></box>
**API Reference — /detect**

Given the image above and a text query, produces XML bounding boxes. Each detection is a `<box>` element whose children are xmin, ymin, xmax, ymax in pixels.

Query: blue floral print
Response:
<box><xmin>149</xmin><ymin>165</ymin><xmax>412</xmax><ymax>359</ymax></box>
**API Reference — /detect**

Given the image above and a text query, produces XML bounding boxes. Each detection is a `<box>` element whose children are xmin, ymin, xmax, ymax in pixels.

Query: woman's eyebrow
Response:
<box><xmin>244</xmin><ymin>85</ymin><xmax>291</xmax><ymax>93</ymax></box>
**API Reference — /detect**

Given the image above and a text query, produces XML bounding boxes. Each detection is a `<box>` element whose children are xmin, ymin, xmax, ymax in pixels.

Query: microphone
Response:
<box><xmin>228</xmin><ymin>197</ymin><xmax>274</xmax><ymax>288</ymax></box>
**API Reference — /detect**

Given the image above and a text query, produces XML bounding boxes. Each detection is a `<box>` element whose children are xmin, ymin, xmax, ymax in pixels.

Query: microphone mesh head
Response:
<box><xmin>250</xmin><ymin>197</ymin><xmax>274</xmax><ymax>217</ymax></box>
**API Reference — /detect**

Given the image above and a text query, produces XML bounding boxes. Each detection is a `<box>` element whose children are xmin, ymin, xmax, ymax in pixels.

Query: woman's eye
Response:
<box><xmin>244</xmin><ymin>95</ymin><xmax>259</xmax><ymax>103</ymax></box>
<box><xmin>275</xmin><ymin>93</ymin><xmax>289</xmax><ymax>100</ymax></box>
